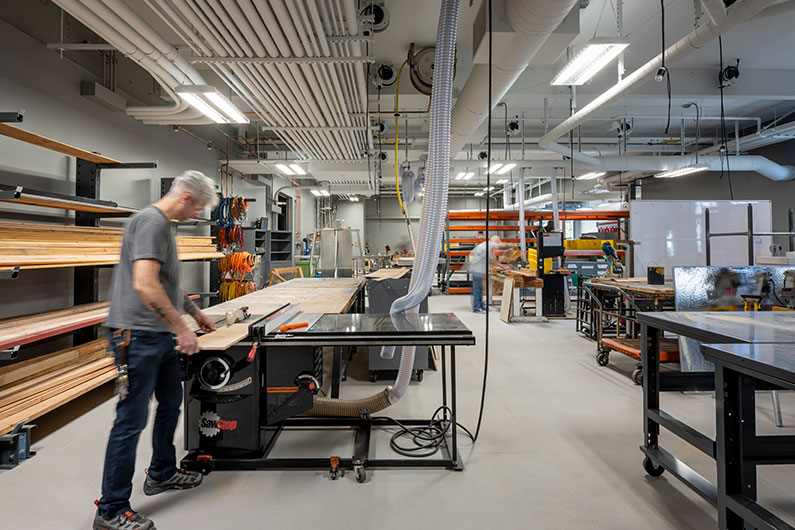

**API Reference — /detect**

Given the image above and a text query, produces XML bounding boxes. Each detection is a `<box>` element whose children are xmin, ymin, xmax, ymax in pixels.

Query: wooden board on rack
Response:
<box><xmin>0</xmin><ymin>123</ymin><xmax>121</xmax><ymax>164</ymax></box>
<box><xmin>0</xmin><ymin>303</ymin><xmax>109</xmax><ymax>351</ymax></box>
<box><xmin>0</xmin><ymin>338</ymin><xmax>108</xmax><ymax>388</ymax></box>
<box><xmin>0</xmin><ymin>367</ymin><xmax>116</xmax><ymax>436</ymax></box>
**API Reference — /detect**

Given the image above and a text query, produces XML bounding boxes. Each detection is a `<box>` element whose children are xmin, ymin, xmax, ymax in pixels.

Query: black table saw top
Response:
<box><xmin>251</xmin><ymin>312</ymin><xmax>475</xmax><ymax>347</ymax></box>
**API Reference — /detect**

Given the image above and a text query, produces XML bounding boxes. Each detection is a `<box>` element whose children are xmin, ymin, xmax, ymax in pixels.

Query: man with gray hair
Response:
<box><xmin>94</xmin><ymin>171</ymin><xmax>219</xmax><ymax>530</ymax></box>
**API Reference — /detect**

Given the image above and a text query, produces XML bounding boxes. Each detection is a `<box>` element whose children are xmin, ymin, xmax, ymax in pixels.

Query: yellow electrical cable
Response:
<box><xmin>394</xmin><ymin>59</ymin><xmax>409</xmax><ymax>214</ymax></box>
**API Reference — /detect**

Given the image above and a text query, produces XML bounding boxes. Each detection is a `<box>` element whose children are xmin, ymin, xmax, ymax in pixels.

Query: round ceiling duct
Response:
<box><xmin>360</xmin><ymin>2</ymin><xmax>390</xmax><ymax>33</ymax></box>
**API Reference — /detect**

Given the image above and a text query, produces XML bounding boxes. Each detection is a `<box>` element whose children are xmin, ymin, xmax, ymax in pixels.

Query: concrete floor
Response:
<box><xmin>1</xmin><ymin>293</ymin><xmax>794</xmax><ymax>529</ymax></box>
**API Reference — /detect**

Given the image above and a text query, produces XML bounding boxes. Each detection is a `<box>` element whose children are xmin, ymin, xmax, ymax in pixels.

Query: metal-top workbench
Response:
<box><xmin>701</xmin><ymin>343</ymin><xmax>795</xmax><ymax>530</ymax></box>
<box><xmin>182</xmin><ymin>312</ymin><xmax>475</xmax><ymax>481</ymax></box>
<box><xmin>638</xmin><ymin>311</ymin><xmax>795</xmax><ymax>527</ymax></box>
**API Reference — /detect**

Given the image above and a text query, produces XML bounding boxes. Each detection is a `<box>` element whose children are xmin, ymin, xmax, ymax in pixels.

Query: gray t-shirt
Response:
<box><xmin>105</xmin><ymin>206</ymin><xmax>182</xmax><ymax>331</ymax></box>
<box><xmin>467</xmin><ymin>241</ymin><xmax>491</xmax><ymax>272</ymax></box>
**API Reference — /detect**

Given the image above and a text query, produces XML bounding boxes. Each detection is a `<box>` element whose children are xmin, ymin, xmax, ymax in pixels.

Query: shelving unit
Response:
<box><xmin>441</xmin><ymin>209</ymin><xmax>630</xmax><ymax>294</ymax></box>
<box><xmin>270</xmin><ymin>230</ymin><xmax>293</xmax><ymax>269</ymax></box>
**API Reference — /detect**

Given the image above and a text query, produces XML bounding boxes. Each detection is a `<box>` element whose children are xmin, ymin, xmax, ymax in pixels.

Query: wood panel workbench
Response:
<box><xmin>587</xmin><ymin>277</ymin><xmax>674</xmax><ymax>298</ymax></box>
<box><xmin>194</xmin><ymin>277</ymin><xmax>366</xmax><ymax>349</ymax></box>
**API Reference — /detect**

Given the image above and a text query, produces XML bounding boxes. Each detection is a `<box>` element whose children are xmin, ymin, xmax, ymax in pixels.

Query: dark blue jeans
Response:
<box><xmin>97</xmin><ymin>329</ymin><xmax>182</xmax><ymax>518</ymax></box>
<box><xmin>471</xmin><ymin>272</ymin><xmax>485</xmax><ymax>311</ymax></box>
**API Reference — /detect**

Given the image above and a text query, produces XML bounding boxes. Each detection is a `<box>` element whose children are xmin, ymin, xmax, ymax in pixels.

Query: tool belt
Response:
<box><xmin>111</xmin><ymin>329</ymin><xmax>131</xmax><ymax>400</ymax></box>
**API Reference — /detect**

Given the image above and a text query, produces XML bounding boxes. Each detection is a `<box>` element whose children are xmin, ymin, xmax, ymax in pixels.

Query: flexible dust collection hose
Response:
<box><xmin>307</xmin><ymin>0</ymin><xmax>459</xmax><ymax>417</ymax></box>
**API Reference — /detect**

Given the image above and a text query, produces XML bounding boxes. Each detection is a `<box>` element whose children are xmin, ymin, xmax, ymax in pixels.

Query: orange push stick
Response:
<box><xmin>279</xmin><ymin>322</ymin><xmax>309</xmax><ymax>332</ymax></box>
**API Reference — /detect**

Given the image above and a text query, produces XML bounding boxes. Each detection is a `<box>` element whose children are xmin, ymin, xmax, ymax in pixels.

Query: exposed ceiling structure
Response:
<box><xmin>11</xmin><ymin>0</ymin><xmax>795</xmax><ymax>200</ymax></box>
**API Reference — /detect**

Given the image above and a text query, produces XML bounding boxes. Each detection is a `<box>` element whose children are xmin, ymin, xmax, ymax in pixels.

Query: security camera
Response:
<box><xmin>719</xmin><ymin>59</ymin><xmax>740</xmax><ymax>87</ymax></box>
<box><xmin>506</xmin><ymin>119</ymin><xmax>520</xmax><ymax>137</ymax></box>
<box><xmin>478</xmin><ymin>151</ymin><xmax>488</xmax><ymax>160</ymax></box>
<box><xmin>377</xmin><ymin>152</ymin><xmax>387</xmax><ymax>161</ymax></box>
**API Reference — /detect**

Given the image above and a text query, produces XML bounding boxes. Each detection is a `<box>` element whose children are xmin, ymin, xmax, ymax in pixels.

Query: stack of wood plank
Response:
<box><xmin>0</xmin><ymin>221</ymin><xmax>221</xmax><ymax>270</ymax></box>
<box><xmin>0</xmin><ymin>339</ymin><xmax>116</xmax><ymax>436</ymax></box>
<box><xmin>0</xmin><ymin>302</ymin><xmax>109</xmax><ymax>351</ymax></box>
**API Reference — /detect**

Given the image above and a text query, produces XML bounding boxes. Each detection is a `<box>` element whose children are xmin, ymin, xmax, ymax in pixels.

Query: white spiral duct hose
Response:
<box><xmin>381</xmin><ymin>0</ymin><xmax>459</xmax><ymax>403</ymax></box>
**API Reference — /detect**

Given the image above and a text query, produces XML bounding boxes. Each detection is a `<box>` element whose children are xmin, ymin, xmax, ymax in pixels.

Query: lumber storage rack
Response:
<box><xmin>0</xmin><ymin>120</ymin><xmax>158</xmax><ymax>467</ymax></box>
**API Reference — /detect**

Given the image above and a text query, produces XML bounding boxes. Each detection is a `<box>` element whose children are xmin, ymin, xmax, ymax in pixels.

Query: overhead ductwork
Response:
<box><xmin>538</xmin><ymin>0</ymin><xmax>783</xmax><ymax>162</ymax></box>
<box><xmin>53</xmin><ymin>0</ymin><xmax>371</xmax><ymax>160</ymax></box>
<box><xmin>449</xmin><ymin>0</ymin><xmax>578</xmax><ymax>154</ymax></box>
<box><xmin>52</xmin><ymin>0</ymin><xmax>208</xmax><ymax>123</ymax></box>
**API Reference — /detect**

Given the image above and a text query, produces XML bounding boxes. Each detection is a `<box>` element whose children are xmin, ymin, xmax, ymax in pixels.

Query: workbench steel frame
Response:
<box><xmin>638</xmin><ymin>312</ymin><xmax>791</xmax><ymax>523</ymax></box>
<box><xmin>181</xmin><ymin>328</ymin><xmax>474</xmax><ymax>479</ymax></box>
<box><xmin>703</xmin><ymin>344</ymin><xmax>795</xmax><ymax>530</ymax></box>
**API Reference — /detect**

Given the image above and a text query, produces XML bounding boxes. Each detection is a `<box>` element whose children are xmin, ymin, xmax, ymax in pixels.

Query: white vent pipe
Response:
<box><xmin>538</xmin><ymin>0</ymin><xmax>781</xmax><ymax>158</ymax></box>
<box><xmin>481</xmin><ymin>154</ymin><xmax>795</xmax><ymax>181</ymax></box>
<box><xmin>449</xmin><ymin>0</ymin><xmax>578</xmax><ymax>154</ymax></box>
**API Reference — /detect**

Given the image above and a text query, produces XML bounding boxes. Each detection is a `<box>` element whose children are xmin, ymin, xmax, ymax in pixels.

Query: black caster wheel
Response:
<box><xmin>632</xmin><ymin>368</ymin><xmax>643</xmax><ymax>386</ymax></box>
<box><xmin>643</xmin><ymin>456</ymin><xmax>665</xmax><ymax>477</ymax></box>
<box><xmin>416</xmin><ymin>370</ymin><xmax>424</xmax><ymax>382</ymax></box>
<box><xmin>596</xmin><ymin>352</ymin><xmax>610</xmax><ymax>366</ymax></box>
<box><xmin>370</xmin><ymin>371</ymin><xmax>378</xmax><ymax>383</ymax></box>
<box><xmin>353</xmin><ymin>466</ymin><xmax>366</xmax><ymax>483</ymax></box>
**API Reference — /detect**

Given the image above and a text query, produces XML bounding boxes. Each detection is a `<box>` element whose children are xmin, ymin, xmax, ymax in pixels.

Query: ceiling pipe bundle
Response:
<box><xmin>449</xmin><ymin>0</ymin><xmax>579</xmax><ymax>155</ymax></box>
<box><xmin>51</xmin><ymin>0</ymin><xmax>207</xmax><ymax>122</ymax></box>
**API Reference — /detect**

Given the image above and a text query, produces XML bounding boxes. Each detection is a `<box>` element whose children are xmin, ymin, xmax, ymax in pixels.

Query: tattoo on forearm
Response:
<box><xmin>183</xmin><ymin>295</ymin><xmax>201</xmax><ymax>317</ymax></box>
<box><xmin>148</xmin><ymin>301</ymin><xmax>169</xmax><ymax>322</ymax></box>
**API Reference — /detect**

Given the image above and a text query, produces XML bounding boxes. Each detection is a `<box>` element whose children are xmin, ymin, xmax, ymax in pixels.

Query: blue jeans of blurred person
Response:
<box><xmin>96</xmin><ymin>329</ymin><xmax>182</xmax><ymax>518</ymax></box>
<box><xmin>471</xmin><ymin>272</ymin><xmax>485</xmax><ymax>311</ymax></box>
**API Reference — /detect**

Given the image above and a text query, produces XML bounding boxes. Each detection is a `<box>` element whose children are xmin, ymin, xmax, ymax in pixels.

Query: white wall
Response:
<box><xmin>334</xmin><ymin>199</ymin><xmax>365</xmax><ymax>241</ymax></box>
<box><xmin>364</xmin><ymin>195</ymin><xmax>498</xmax><ymax>254</ymax></box>
<box><xmin>0</xmin><ymin>20</ymin><xmax>223</xmax><ymax>319</ymax></box>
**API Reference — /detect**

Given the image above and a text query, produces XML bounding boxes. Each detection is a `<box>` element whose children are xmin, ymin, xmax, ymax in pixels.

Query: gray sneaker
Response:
<box><xmin>143</xmin><ymin>469</ymin><xmax>203</xmax><ymax>496</ymax></box>
<box><xmin>93</xmin><ymin>509</ymin><xmax>155</xmax><ymax>530</ymax></box>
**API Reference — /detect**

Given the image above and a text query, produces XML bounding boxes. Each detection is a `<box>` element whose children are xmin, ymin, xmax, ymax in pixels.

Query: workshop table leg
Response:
<box><xmin>513</xmin><ymin>286</ymin><xmax>521</xmax><ymax>318</ymax></box>
<box><xmin>451</xmin><ymin>345</ymin><xmax>459</xmax><ymax>469</ymax></box>
<box><xmin>536</xmin><ymin>288</ymin><xmax>543</xmax><ymax>318</ymax></box>
<box><xmin>716</xmin><ymin>364</ymin><xmax>752</xmax><ymax>530</ymax></box>
<box><xmin>642</xmin><ymin>324</ymin><xmax>661</xmax><ymax>451</ymax></box>
<box><xmin>331</xmin><ymin>346</ymin><xmax>342</xmax><ymax>399</ymax></box>
<box><xmin>441</xmin><ymin>345</ymin><xmax>448</xmax><ymax>421</ymax></box>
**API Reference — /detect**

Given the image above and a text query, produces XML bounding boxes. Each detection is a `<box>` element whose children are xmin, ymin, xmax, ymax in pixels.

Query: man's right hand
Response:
<box><xmin>175</xmin><ymin>328</ymin><xmax>200</xmax><ymax>355</ymax></box>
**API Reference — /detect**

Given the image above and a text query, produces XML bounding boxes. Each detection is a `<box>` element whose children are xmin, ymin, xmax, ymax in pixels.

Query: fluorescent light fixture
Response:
<box><xmin>482</xmin><ymin>186</ymin><xmax>495</xmax><ymax>191</ymax></box>
<box><xmin>551</xmin><ymin>38</ymin><xmax>630</xmax><ymax>86</ymax></box>
<box><xmin>310</xmin><ymin>189</ymin><xmax>322</xmax><ymax>196</ymax></box>
<box><xmin>289</xmin><ymin>163</ymin><xmax>307</xmax><ymax>175</ymax></box>
<box><xmin>497</xmin><ymin>178</ymin><xmax>509</xmax><ymax>184</ymax></box>
<box><xmin>454</xmin><ymin>172</ymin><xmax>466</xmax><ymax>180</ymax></box>
<box><xmin>274</xmin><ymin>163</ymin><xmax>295</xmax><ymax>175</ymax></box>
<box><xmin>496</xmin><ymin>163</ymin><xmax>516</xmax><ymax>175</ymax></box>
<box><xmin>487</xmin><ymin>163</ymin><xmax>503</xmax><ymax>174</ymax></box>
<box><xmin>463</xmin><ymin>172</ymin><xmax>475</xmax><ymax>180</ymax></box>
<box><xmin>175</xmin><ymin>85</ymin><xmax>249</xmax><ymax>123</ymax></box>
<box><xmin>320</xmin><ymin>190</ymin><xmax>330</xmax><ymax>196</ymax></box>
<box><xmin>576</xmin><ymin>171</ymin><xmax>606</xmax><ymax>181</ymax></box>
<box><xmin>654</xmin><ymin>164</ymin><xmax>709</xmax><ymax>179</ymax></box>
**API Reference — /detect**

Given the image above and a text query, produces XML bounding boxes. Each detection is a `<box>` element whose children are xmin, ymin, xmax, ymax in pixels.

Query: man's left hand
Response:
<box><xmin>194</xmin><ymin>310</ymin><xmax>217</xmax><ymax>332</ymax></box>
